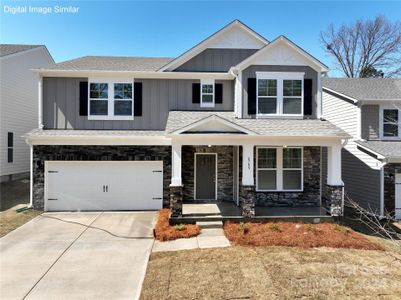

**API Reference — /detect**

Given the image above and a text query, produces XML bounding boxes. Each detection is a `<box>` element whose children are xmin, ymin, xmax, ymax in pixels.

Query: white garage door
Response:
<box><xmin>45</xmin><ymin>161</ymin><xmax>163</xmax><ymax>211</ymax></box>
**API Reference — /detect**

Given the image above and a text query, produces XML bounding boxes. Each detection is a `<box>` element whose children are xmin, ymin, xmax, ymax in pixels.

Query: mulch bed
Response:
<box><xmin>224</xmin><ymin>222</ymin><xmax>384</xmax><ymax>250</ymax></box>
<box><xmin>154</xmin><ymin>209</ymin><xmax>201</xmax><ymax>241</ymax></box>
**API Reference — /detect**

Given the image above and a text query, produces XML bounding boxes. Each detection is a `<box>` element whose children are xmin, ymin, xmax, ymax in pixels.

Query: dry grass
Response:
<box><xmin>0</xmin><ymin>205</ymin><xmax>41</xmax><ymax>237</ymax></box>
<box><xmin>154</xmin><ymin>209</ymin><xmax>201</xmax><ymax>241</ymax></box>
<box><xmin>223</xmin><ymin>222</ymin><xmax>384</xmax><ymax>250</ymax></box>
<box><xmin>141</xmin><ymin>245</ymin><xmax>401</xmax><ymax>300</ymax></box>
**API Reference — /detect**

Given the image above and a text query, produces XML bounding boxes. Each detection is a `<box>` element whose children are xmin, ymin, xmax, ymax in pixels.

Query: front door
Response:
<box><xmin>396</xmin><ymin>173</ymin><xmax>401</xmax><ymax>219</ymax></box>
<box><xmin>195</xmin><ymin>154</ymin><xmax>217</xmax><ymax>200</ymax></box>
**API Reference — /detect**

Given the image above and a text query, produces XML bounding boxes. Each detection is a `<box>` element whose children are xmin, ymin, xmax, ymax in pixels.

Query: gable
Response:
<box><xmin>159</xmin><ymin>20</ymin><xmax>268</xmax><ymax>72</ymax></box>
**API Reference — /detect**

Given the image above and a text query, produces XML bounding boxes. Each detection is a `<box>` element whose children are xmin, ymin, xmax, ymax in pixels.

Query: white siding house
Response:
<box><xmin>0</xmin><ymin>45</ymin><xmax>54</xmax><ymax>181</ymax></box>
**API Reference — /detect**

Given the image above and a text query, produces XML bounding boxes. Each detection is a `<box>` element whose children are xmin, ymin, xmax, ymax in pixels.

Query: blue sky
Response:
<box><xmin>1</xmin><ymin>1</ymin><xmax>400</xmax><ymax>76</ymax></box>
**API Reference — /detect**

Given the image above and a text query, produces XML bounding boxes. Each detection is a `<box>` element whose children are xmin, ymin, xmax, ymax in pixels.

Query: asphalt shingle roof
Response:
<box><xmin>356</xmin><ymin>140</ymin><xmax>401</xmax><ymax>159</ymax></box>
<box><xmin>25</xmin><ymin>129</ymin><xmax>166</xmax><ymax>138</ymax></box>
<box><xmin>323</xmin><ymin>78</ymin><xmax>401</xmax><ymax>101</ymax></box>
<box><xmin>166</xmin><ymin>111</ymin><xmax>350</xmax><ymax>138</ymax></box>
<box><xmin>43</xmin><ymin>56</ymin><xmax>174</xmax><ymax>72</ymax></box>
<box><xmin>0</xmin><ymin>44</ymin><xmax>42</xmax><ymax>57</ymax></box>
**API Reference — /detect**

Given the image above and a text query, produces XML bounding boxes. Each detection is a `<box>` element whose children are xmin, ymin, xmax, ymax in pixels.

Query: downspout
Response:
<box><xmin>379</xmin><ymin>160</ymin><xmax>387</xmax><ymax>218</ymax></box>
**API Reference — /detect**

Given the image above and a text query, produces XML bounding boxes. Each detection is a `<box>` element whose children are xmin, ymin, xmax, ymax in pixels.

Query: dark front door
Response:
<box><xmin>195</xmin><ymin>154</ymin><xmax>216</xmax><ymax>200</ymax></box>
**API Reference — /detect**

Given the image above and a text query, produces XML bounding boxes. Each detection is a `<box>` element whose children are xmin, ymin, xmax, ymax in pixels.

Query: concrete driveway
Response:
<box><xmin>0</xmin><ymin>211</ymin><xmax>156</xmax><ymax>300</ymax></box>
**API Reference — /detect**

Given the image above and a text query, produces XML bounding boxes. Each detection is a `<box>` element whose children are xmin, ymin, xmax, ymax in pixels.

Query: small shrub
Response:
<box><xmin>334</xmin><ymin>224</ymin><xmax>349</xmax><ymax>235</ymax></box>
<box><xmin>268</xmin><ymin>223</ymin><xmax>281</xmax><ymax>232</ymax></box>
<box><xmin>239</xmin><ymin>222</ymin><xmax>249</xmax><ymax>234</ymax></box>
<box><xmin>174</xmin><ymin>224</ymin><xmax>186</xmax><ymax>231</ymax></box>
<box><xmin>304</xmin><ymin>223</ymin><xmax>318</xmax><ymax>233</ymax></box>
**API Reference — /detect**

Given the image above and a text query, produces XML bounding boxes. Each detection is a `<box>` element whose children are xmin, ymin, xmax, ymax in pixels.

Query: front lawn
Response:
<box><xmin>141</xmin><ymin>244</ymin><xmax>401</xmax><ymax>299</ymax></box>
<box><xmin>0</xmin><ymin>205</ymin><xmax>41</xmax><ymax>237</ymax></box>
<box><xmin>224</xmin><ymin>222</ymin><xmax>383</xmax><ymax>250</ymax></box>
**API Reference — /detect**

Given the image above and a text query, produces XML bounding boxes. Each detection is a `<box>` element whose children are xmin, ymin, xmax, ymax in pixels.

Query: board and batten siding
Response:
<box><xmin>43</xmin><ymin>78</ymin><xmax>234</xmax><ymax>130</ymax></box>
<box><xmin>241</xmin><ymin>65</ymin><xmax>318</xmax><ymax>119</ymax></box>
<box><xmin>361</xmin><ymin>105</ymin><xmax>380</xmax><ymax>140</ymax></box>
<box><xmin>322</xmin><ymin>91</ymin><xmax>358</xmax><ymax>138</ymax></box>
<box><xmin>0</xmin><ymin>47</ymin><xmax>53</xmax><ymax>177</ymax></box>
<box><xmin>174</xmin><ymin>48</ymin><xmax>258</xmax><ymax>72</ymax></box>
<box><xmin>341</xmin><ymin>144</ymin><xmax>382</xmax><ymax>213</ymax></box>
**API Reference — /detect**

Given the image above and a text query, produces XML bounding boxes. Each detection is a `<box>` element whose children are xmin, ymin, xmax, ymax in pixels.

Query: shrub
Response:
<box><xmin>304</xmin><ymin>223</ymin><xmax>318</xmax><ymax>233</ymax></box>
<box><xmin>268</xmin><ymin>223</ymin><xmax>281</xmax><ymax>232</ymax></box>
<box><xmin>174</xmin><ymin>224</ymin><xmax>186</xmax><ymax>231</ymax></box>
<box><xmin>334</xmin><ymin>224</ymin><xmax>349</xmax><ymax>235</ymax></box>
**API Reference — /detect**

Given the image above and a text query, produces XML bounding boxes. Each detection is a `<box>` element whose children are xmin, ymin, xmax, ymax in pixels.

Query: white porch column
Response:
<box><xmin>38</xmin><ymin>75</ymin><xmax>43</xmax><ymax>129</ymax></box>
<box><xmin>171</xmin><ymin>142</ymin><xmax>182</xmax><ymax>186</ymax></box>
<box><xmin>242</xmin><ymin>144</ymin><xmax>254</xmax><ymax>186</ymax></box>
<box><xmin>327</xmin><ymin>144</ymin><xmax>343</xmax><ymax>186</ymax></box>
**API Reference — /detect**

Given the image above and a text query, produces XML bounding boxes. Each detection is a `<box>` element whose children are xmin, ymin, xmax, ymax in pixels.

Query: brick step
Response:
<box><xmin>196</xmin><ymin>221</ymin><xmax>223</xmax><ymax>229</ymax></box>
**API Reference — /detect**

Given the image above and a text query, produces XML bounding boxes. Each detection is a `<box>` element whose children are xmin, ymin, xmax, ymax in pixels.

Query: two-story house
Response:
<box><xmin>323</xmin><ymin>78</ymin><xmax>401</xmax><ymax>219</ymax></box>
<box><xmin>25</xmin><ymin>20</ymin><xmax>350</xmax><ymax>220</ymax></box>
<box><xmin>1</xmin><ymin>44</ymin><xmax>54</xmax><ymax>182</ymax></box>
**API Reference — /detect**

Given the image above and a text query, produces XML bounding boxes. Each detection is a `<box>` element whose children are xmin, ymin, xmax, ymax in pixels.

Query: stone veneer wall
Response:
<box><xmin>384</xmin><ymin>163</ymin><xmax>401</xmax><ymax>214</ymax></box>
<box><xmin>32</xmin><ymin>145</ymin><xmax>171</xmax><ymax>209</ymax></box>
<box><xmin>182</xmin><ymin>146</ymin><xmax>234</xmax><ymax>201</ymax></box>
<box><xmin>255</xmin><ymin>146</ymin><xmax>321</xmax><ymax>207</ymax></box>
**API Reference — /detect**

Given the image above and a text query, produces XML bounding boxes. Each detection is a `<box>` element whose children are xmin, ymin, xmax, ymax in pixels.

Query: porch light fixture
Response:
<box><xmin>208</xmin><ymin>145</ymin><xmax>212</xmax><ymax>148</ymax></box>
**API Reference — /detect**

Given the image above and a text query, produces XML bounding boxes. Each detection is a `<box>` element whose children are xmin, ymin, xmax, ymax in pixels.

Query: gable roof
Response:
<box><xmin>0</xmin><ymin>44</ymin><xmax>43</xmax><ymax>57</ymax></box>
<box><xmin>323</xmin><ymin>78</ymin><xmax>401</xmax><ymax>101</ymax></box>
<box><xmin>356</xmin><ymin>140</ymin><xmax>401</xmax><ymax>160</ymax></box>
<box><xmin>234</xmin><ymin>35</ymin><xmax>329</xmax><ymax>72</ymax></box>
<box><xmin>158</xmin><ymin>19</ymin><xmax>269</xmax><ymax>72</ymax></box>
<box><xmin>43</xmin><ymin>56</ymin><xmax>174</xmax><ymax>72</ymax></box>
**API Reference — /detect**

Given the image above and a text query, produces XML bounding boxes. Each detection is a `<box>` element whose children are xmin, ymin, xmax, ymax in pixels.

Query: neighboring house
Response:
<box><xmin>323</xmin><ymin>78</ymin><xmax>401</xmax><ymax>219</ymax></box>
<box><xmin>25</xmin><ymin>20</ymin><xmax>350</xmax><ymax>219</ymax></box>
<box><xmin>0</xmin><ymin>44</ymin><xmax>54</xmax><ymax>182</ymax></box>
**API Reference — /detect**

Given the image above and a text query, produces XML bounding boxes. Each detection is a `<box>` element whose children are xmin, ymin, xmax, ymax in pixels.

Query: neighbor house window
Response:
<box><xmin>201</xmin><ymin>79</ymin><xmax>214</xmax><ymax>107</ymax></box>
<box><xmin>381</xmin><ymin>108</ymin><xmax>400</xmax><ymax>138</ymax></box>
<box><xmin>256</xmin><ymin>72</ymin><xmax>304</xmax><ymax>116</ymax></box>
<box><xmin>89</xmin><ymin>79</ymin><xmax>133</xmax><ymax>120</ymax></box>
<box><xmin>257</xmin><ymin>147</ymin><xmax>303</xmax><ymax>191</ymax></box>
<box><xmin>7</xmin><ymin>132</ymin><xmax>13</xmax><ymax>163</ymax></box>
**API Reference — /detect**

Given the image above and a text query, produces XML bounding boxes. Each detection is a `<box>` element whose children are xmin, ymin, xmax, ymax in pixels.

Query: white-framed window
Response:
<box><xmin>256</xmin><ymin>147</ymin><xmax>303</xmax><ymax>191</ymax></box>
<box><xmin>380</xmin><ymin>105</ymin><xmax>400</xmax><ymax>139</ymax></box>
<box><xmin>201</xmin><ymin>79</ymin><xmax>215</xmax><ymax>107</ymax></box>
<box><xmin>88</xmin><ymin>79</ymin><xmax>134</xmax><ymax>120</ymax></box>
<box><xmin>256</xmin><ymin>72</ymin><xmax>304</xmax><ymax>116</ymax></box>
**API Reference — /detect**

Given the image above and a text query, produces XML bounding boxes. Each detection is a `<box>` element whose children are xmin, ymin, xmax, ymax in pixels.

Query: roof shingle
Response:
<box><xmin>0</xmin><ymin>44</ymin><xmax>43</xmax><ymax>57</ymax></box>
<box><xmin>356</xmin><ymin>140</ymin><xmax>401</xmax><ymax>159</ymax></box>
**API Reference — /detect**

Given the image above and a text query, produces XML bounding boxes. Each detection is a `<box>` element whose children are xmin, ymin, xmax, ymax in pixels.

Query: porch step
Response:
<box><xmin>196</xmin><ymin>221</ymin><xmax>223</xmax><ymax>229</ymax></box>
<box><xmin>184</xmin><ymin>212</ymin><xmax>222</xmax><ymax>217</ymax></box>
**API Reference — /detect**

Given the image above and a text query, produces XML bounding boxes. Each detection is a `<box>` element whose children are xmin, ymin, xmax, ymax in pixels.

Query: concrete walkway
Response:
<box><xmin>0</xmin><ymin>212</ymin><xmax>156</xmax><ymax>300</ymax></box>
<box><xmin>152</xmin><ymin>227</ymin><xmax>230</xmax><ymax>252</ymax></box>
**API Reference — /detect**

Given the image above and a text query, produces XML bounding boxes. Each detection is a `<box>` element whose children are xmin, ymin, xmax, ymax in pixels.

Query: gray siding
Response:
<box><xmin>241</xmin><ymin>65</ymin><xmax>318</xmax><ymax>119</ymax></box>
<box><xmin>342</xmin><ymin>148</ymin><xmax>381</xmax><ymax>213</ymax></box>
<box><xmin>361</xmin><ymin>104</ymin><xmax>380</xmax><ymax>140</ymax></box>
<box><xmin>43</xmin><ymin>77</ymin><xmax>234</xmax><ymax>130</ymax></box>
<box><xmin>174</xmin><ymin>48</ymin><xmax>258</xmax><ymax>72</ymax></box>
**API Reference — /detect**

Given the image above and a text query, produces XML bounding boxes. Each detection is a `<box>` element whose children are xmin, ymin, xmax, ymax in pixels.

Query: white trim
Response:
<box><xmin>194</xmin><ymin>153</ymin><xmax>218</xmax><ymax>200</ymax></box>
<box><xmin>0</xmin><ymin>46</ymin><xmax>54</xmax><ymax>62</ymax></box>
<box><xmin>317</xmin><ymin>72</ymin><xmax>322</xmax><ymax>119</ymax></box>
<box><xmin>234</xmin><ymin>36</ymin><xmax>329</xmax><ymax>72</ymax></box>
<box><xmin>32</xmin><ymin>69</ymin><xmax>234</xmax><ymax>80</ymax></box>
<box><xmin>29</xmin><ymin>145</ymin><xmax>33</xmax><ymax>208</ymax></box>
<box><xmin>322</xmin><ymin>87</ymin><xmax>359</xmax><ymax>104</ymax></box>
<box><xmin>88</xmin><ymin>78</ymin><xmax>134</xmax><ymax>121</ymax></box>
<box><xmin>380</xmin><ymin>166</ymin><xmax>385</xmax><ymax>218</ymax></box>
<box><xmin>200</xmin><ymin>79</ymin><xmax>215</xmax><ymax>108</ymax></box>
<box><xmin>379</xmin><ymin>104</ymin><xmax>401</xmax><ymax>140</ymax></box>
<box><xmin>256</xmin><ymin>146</ymin><xmax>304</xmax><ymax>192</ymax></box>
<box><xmin>171</xmin><ymin>142</ymin><xmax>182</xmax><ymax>186</ymax></box>
<box><xmin>158</xmin><ymin>20</ymin><xmax>268</xmax><ymax>72</ymax></box>
<box><xmin>170</xmin><ymin>115</ymin><xmax>256</xmax><ymax>135</ymax></box>
<box><xmin>38</xmin><ymin>75</ymin><xmax>43</xmax><ymax>129</ymax></box>
<box><xmin>356</xmin><ymin>104</ymin><xmax>362</xmax><ymax>140</ymax></box>
<box><xmin>256</xmin><ymin>72</ymin><xmax>304</xmax><ymax>117</ymax></box>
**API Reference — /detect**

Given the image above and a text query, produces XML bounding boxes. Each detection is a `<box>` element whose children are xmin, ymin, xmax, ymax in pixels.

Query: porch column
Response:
<box><xmin>170</xmin><ymin>142</ymin><xmax>183</xmax><ymax>217</ymax></box>
<box><xmin>326</xmin><ymin>144</ymin><xmax>344</xmax><ymax>216</ymax></box>
<box><xmin>240</xmin><ymin>144</ymin><xmax>255</xmax><ymax>218</ymax></box>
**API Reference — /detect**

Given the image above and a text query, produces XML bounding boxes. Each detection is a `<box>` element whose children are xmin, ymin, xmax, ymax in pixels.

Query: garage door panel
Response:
<box><xmin>45</xmin><ymin>161</ymin><xmax>163</xmax><ymax>211</ymax></box>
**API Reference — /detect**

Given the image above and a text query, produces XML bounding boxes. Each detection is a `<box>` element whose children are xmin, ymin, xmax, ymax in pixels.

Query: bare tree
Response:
<box><xmin>321</xmin><ymin>16</ymin><xmax>401</xmax><ymax>78</ymax></box>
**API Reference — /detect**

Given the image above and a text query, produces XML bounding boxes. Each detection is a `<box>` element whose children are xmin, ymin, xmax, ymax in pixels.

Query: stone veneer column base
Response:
<box><xmin>240</xmin><ymin>185</ymin><xmax>256</xmax><ymax>218</ymax></box>
<box><xmin>325</xmin><ymin>185</ymin><xmax>344</xmax><ymax>216</ymax></box>
<box><xmin>170</xmin><ymin>185</ymin><xmax>183</xmax><ymax>217</ymax></box>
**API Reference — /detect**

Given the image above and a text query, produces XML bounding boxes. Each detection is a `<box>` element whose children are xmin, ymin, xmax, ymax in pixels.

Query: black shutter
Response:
<box><xmin>134</xmin><ymin>82</ymin><xmax>142</xmax><ymax>116</ymax></box>
<box><xmin>79</xmin><ymin>81</ymin><xmax>88</xmax><ymax>116</ymax></box>
<box><xmin>215</xmin><ymin>83</ymin><xmax>223</xmax><ymax>104</ymax></box>
<box><xmin>247</xmin><ymin>78</ymin><xmax>257</xmax><ymax>115</ymax></box>
<box><xmin>192</xmin><ymin>83</ymin><xmax>200</xmax><ymax>103</ymax></box>
<box><xmin>304</xmin><ymin>79</ymin><xmax>313</xmax><ymax>116</ymax></box>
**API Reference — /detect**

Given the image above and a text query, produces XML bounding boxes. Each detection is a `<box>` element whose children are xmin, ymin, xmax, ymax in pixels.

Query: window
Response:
<box><xmin>382</xmin><ymin>108</ymin><xmax>400</xmax><ymax>139</ymax></box>
<box><xmin>257</xmin><ymin>147</ymin><xmax>303</xmax><ymax>191</ymax></box>
<box><xmin>201</xmin><ymin>79</ymin><xmax>214</xmax><ymax>107</ymax></box>
<box><xmin>7</xmin><ymin>132</ymin><xmax>13</xmax><ymax>163</ymax></box>
<box><xmin>88</xmin><ymin>79</ymin><xmax>133</xmax><ymax>120</ymax></box>
<box><xmin>256</xmin><ymin>72</ymin><xmax>304</xmax><ymax>116</ymax></box>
